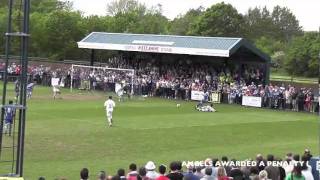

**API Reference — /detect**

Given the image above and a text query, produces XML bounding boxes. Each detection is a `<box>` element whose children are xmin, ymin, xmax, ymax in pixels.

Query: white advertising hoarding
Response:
<box><xmin>242</xmin><ymin>96</ymin><xmax>262</xmax><ymax>107</ymax></box>
<box><xmin>191</xmin><ymin>91</ymin><xmax>204</xmax><ymax>101</ymax></box>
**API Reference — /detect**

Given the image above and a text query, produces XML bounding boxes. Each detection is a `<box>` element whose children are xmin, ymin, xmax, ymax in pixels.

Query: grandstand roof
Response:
<box><xmin>78</xmin><ymin>32</ymin><xmax>270</xmax><ymax>62</ymax></box>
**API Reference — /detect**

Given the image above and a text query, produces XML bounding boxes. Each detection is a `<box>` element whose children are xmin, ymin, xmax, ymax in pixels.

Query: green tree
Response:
<box><xmin>30</xmin><ymin>0</ymin><xmax>73</xmax><ymax>13</ymax></box>
<box><xmin>285</xmin><ymin>32</ymin><xmax>320</xmax><ymax>77</ymax></box>
<box><xmin>254</xmin><ymin>36</ymin><xmax>286</xmax><ymax>68</ymax></box>
<box><xmin>191</xmin><ymin>2</ymin><xmax>244</xmax><ymax>37</ymax></box>
<box><xmin>106</xmin><ymin>0</ymin><xmax>146</xmax><ymax>16</ymax></box>
<box><xmin>29</xmin><ymin>12</ymin><xmax>49</xmax><ymax>57</ymax></box>
<box><xmin>0</xmin><ymin>8</ymin><xmax>7</xmax><ymax>54</ymax></box>
<box><xmin>271</xmin><ymin>51</ymin><xmax>286</xmax><ymax>68</ymax></box>
<box><xmin>243</xmin><ymin>6</ymin><xmax>302</xmax><ymax>43</ymax></box>
<box><xmin>169</xmin><ymin>7</ymin><xmax>204</xmax><ymax>35</ymax></box>
<box><xmin>110</xmin><ymin>8</ymin><xmax>144</xmax><ymax>32</ymax></box>
<box><xmin>0</xmin><ymin>0</ymin><xmax>77</xmax><ymax>57</ymax></box>
<box><xmin>134</xmin><ymin>12</ymin><xmax>168</xmax><ymax>34</ymax></box>
<box><xmin>243</xmin><ymin>7</ymin><xmax>275</xmax><ymax>41</ymax></box>
<box><xmin>271</xmin><ymin>5</ymin><xmax>302</xmax><ymax>42</ymax></box>
<box><xmin>81</xmin><ymin>15</ymin><xmax>114</xmax><ymax>34</ymax></box>
<box><xmin>0</xmin><ymin>1</ymin><xmax>6</xmax><ymax>7</ymax></box>
<box><xmin>108</xmin><ymin>1</ymin><xmax>168</xmax><ymax>34</ymax></box>
<box><xmin>254</xmin><ymin>36</ymin><xmax>284</xmax><ymax>55</ymax></box>
<box><xmin>42</xmin><ymin>10</ymin><xmax>85</xmax><ymax>60</ymax></box>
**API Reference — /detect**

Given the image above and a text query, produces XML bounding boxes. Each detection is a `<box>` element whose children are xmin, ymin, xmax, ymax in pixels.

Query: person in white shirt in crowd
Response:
<box><xmin>145</xmin><ymin>161</ymin><xmax>159</xmax><ymax>180</ymax></box>
<box><xmin>283</xmin><ymin>153</ymin><xmax>294</xmax><ymax>175</ymax></box>
<box><xmin>301</xmin><ymin>155</ymin><xmax>313</xmax><ymax>180</ymax></box>
<box><xmin>104</xmin><ymin>96</ymin><xmax>116</xmax><ymax>127</ymax></box>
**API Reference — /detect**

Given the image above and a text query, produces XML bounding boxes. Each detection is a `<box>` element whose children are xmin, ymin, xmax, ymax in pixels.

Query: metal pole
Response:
<box><xmin>318</xmin><ymin>50</ymin><xmax>320</xmax><ymax>157</ymax></box>
<box><xmin>70</xmin><ymin>64</ymin><xmax>73</xmax><ymax>92</ymax></box>
<box><xmin>318</xmin><ymin>27</ymin><xmax>320</xmax><ymax>157</ymax></box>
<box><xmin>90</xmin><ymin>49</ymin><xmax>95</xmax><ymax>66</ymax></box>
<box><xmin>15</xmin><ymin>0</ymin><xmax>30</xmax><ymax>176</ymax></box>
<box><xmin>0</xmin><ymin>0</ymin><xmax>14</xmax><ymax>158</ymax></box>
<box><xmin>131</xmin><ymin>70</ymin><xmax>134</xmax><ymax>95</ymax></box>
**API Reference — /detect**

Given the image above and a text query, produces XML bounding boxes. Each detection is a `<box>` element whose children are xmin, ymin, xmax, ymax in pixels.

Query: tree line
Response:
<box><xmin>0</xmin><ymin>0</ymin><xmax>319</xmax><ymax>77</ymax></box>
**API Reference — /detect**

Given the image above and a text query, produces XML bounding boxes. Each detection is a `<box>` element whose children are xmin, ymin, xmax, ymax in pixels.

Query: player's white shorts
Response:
<box><xmin>53</xmin><ymin>86</ymin><xmax>60</xmax><ymax>93</ymax></box>
<box><xmin>106</xmin><ymin>110</ymin><xmax>113</xmax><ymax>119</ymax></box>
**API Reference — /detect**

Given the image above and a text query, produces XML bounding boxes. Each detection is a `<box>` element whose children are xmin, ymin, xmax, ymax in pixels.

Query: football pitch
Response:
<box><xmin>0</xmin><ymin>83</ymin><xmax>318</xmax><ymax>179</ymax></box>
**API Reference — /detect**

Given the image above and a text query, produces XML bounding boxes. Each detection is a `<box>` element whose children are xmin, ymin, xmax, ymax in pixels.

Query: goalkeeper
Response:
<box><xmin>116</xmin><ymin>86</ymin><xmax>124</xmax><ymax>102</ymax></box>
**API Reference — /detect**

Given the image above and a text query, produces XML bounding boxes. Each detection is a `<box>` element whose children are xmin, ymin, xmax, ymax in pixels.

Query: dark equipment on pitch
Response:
<box><xmin>0</xmin><ymin>0</ymin><xmax>31</xmax><ymax>177</ymax></box>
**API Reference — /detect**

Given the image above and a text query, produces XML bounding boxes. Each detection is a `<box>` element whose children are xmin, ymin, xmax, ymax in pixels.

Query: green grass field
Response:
<box><xmin>270</xmin><ymin>70</ymin><xmax>318</xmax><ymax>84</ymax></box>
<box><xmin>0</xmin><ymin>83</ymin><xmax>318</xmax><ymax>179</ymax></box>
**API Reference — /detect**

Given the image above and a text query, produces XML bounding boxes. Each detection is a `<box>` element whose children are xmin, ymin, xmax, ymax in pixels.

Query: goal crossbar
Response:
<box><xmin>71</xmin><ymin>64</ymin><xmax>135</xmax><ymax>72</ymax></box>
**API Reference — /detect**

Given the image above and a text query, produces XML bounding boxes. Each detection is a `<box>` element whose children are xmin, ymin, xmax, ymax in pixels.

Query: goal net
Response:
<box><xmin>70</xmin><ymin>64</ymin><xmax>135</xmax><ymax>95</ymax></box>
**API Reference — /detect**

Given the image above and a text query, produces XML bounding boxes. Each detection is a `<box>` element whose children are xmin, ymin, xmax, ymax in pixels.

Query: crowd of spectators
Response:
<box><xmin>93</xmin><ymin>56</ymin><xmax>319</xmax><ymax>113</ymax></box>
<box><xmin>0</xmin><ymin>61</ymin><xmax>318</xmax><ymax>180</ymax></box>
<box><xmin>0</xmin><ymin>56</ymin><xmax>318</xmax><ymax>113</ymax></box>
<box><xmin>219</xmin><ymin>83</ymin><xmax>318</xmax><ymax>113</ymax></box>
<box><xmin>38</xmin><ymin>149</ymin><xmax>316</xmax><ymax>180</ymax></box>
<box><xmin>0</xmin><ymin>62</ymin><xmax>69</xmax><ymax>86</ymax></box>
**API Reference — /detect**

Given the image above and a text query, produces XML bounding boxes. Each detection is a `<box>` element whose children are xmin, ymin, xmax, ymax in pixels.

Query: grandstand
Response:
<box><xmin>78</xmin><ymin>32</ymin><xmax>271</xmax><ymax>83</ymax></box>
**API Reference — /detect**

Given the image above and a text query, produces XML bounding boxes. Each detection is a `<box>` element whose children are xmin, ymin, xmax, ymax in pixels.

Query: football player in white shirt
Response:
<box><xmin>104</xmin><ymin>96</ymin><xmax>116</xmax><ymax>127</ymax></box>
<box><xmin>52</xmin><ymin>85</ymin><xmax>61</xmax><ymax>99</ymax></box>
<box><xmin>117</xmin><ymin>86</ymin><xmax>124</xmax><ymax>102</ymax></box>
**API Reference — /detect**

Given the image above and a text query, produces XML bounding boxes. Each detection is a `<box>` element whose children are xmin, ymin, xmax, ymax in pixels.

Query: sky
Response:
<box><xmin>66</xmin><ymin>0</ymin><xmax>320</xmax><ymax>31</ymax></box>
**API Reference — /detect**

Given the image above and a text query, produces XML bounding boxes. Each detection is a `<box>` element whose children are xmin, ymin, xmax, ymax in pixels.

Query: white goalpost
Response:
<box><xmin>70</xmin><ymin>64</ymin><xmax>135</xmax><ymax>95</ymax></box>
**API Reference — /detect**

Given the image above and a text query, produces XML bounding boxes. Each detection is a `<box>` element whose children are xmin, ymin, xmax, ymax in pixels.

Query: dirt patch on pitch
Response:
<box><xmin>62</xmin><ymin>93</ymin><xmax>106</xmax><ymax>101</ymax></box>
<box><xmin>30</xmin><ymin>92</ymin><xmax>106</xmax><ymax>101</ymax></box>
